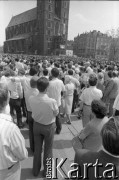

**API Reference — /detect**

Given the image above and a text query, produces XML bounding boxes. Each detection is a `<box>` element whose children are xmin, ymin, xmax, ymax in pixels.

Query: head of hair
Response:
<box><xmin>43</xmin><ymin>69</ymin><xmax>48</xmax><ymax>76</ymax></box>
<box><xmin>91</xmin><ymin>100</ymin><xmax>107</xmax><ymax>119</ymax></box>
<box><xmin>65</xmin><ymin>75</ymin><xmax>71</xmax><ymax>84</ymax></box>
<box><xmin>68</xmin><ymin>63</ymin><xmax>72</xmax><ymax>69</ymax></box>
<box><xmin>0</xmin><ymin>83</ymin><xmax>9</xmax><ymax>112</ymax></box>
<box><xmin>101</xmin><ymin>117</ymin><xmax>119</xmax><ymax>156</ymax></box>
<box><xmin>54</xmin><ymin>62</ymin><xmax>59</xmax><ymax>68</ymax></box>
<box><xmin>68</xmin><ymin>69</ymin><xmax>73</xmax><ymax>76</ymax></box>
<box><xmin>30</xmin><ymin>76</ymin><xmax>38</xmax><ymax>88</ymax></box>
<box><xmin>15</xmin><ymin>58</ymin><xmax>19</xmax><ymax>62</ymax></box>
<box><xmin>51</xmin><ymin>68</ymin><xmax>59</xmax><ymax>77</ymax></box>
<box><xmin>108</xmin><ymin>71</ymin><xmax>113</xmax><ymax>78</ymax></box>
<box><xmin>107</xmin><ymin>65</ymin><xmax>113</xmax><ymax>71</ymax></box>
<box><xmin>89</xmin><ymin>73</ymin><xmax>97</xmax><ymax>86</ymax></box>
<box><xmin>29</xmin><ymin>67</ymin><xmax>38</xmax><ymax>76</ymax></box>
<box><xmin>98</xmin><ymin>72</ymin><xmax>104</xmax><ymax>80</ymax></box>
<box><xmin>37</xmin><ymin>77</ymin><xmax>49</xmax><ymax>92</ymax></box>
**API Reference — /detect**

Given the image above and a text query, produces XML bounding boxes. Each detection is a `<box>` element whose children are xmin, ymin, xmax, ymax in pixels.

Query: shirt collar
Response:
<box><xmin>0</xmin><ymin>113</ymin><xmax>12</xmax><ymax>122</ymax></box>
<box><xmin>89</xmin><ymin>86</ymin><xmax>96</xmax><ymax>89</ymax></box>
<box><xmin>38</xmin><ymin>92</ymin><xmax>48</xmax><ymax>97</ymax></box>
<box><xmin>51</xmin><ymin>77</ymin><xmax>58</xmax><ymax>81</ymax></box>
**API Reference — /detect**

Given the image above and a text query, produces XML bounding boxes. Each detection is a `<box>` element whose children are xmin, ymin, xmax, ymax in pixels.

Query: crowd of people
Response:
<box><xmin>0</xmin><ymin>53</ymin><xmax>119</xmax><ymax>179</ymax></box>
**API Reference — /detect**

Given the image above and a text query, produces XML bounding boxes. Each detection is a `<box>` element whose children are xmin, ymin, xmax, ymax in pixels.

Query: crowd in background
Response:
<box><xmin>0</xmin><ymin>53</ymin><xmax>119</xmax><ymax>179</ymax></box>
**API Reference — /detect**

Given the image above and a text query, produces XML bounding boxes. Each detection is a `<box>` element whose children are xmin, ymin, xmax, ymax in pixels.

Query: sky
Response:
<box><xmin>0</xmin><ymin>1</ymin><xmax>119</xmax><ymax>46</ymax></box>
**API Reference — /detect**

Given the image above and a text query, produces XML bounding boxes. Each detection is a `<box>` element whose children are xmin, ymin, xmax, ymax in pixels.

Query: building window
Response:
<box><xmin>49</xmin><ymin>0</ymin><xmax>51</xmax><ymax>3</ymax></box>
<box><xmin>64</xmin><ymin>2</ymin><xmax>67</xmax><ymax>8</ymax></box>
<box><xmin>48</xmin><ymin>42</ymin><xmax>50</xmax><ymax>48</ymax></box>
<box><xmin>49</xmin><ymin>5</ymin><xmax>52</xmax><ymax>11</ymax></box>
<box><xmin>48</xmin><ymin>21</ymin><xmax>52</xmax><ymax>28</ymax></box>
<box><xmin>48</xmin><ymin>30</ymin><xmax>51</xmax><ymax>36</ymax></box>
<box><xmin>64</xmin><ymin>12</ymin><xmax>66</xmax><ymax>18</ymax></box>
<box><xmin>48</xmin><ymin>13</ymin><xmax>51</xmax><ymax>19</ymax></box>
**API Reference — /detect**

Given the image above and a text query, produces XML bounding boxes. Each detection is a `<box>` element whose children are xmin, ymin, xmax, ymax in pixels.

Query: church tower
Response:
<box><xmin>37</xmin><ymin>0</ymin><xmax>70</xmax><ymax>55</ymax></box>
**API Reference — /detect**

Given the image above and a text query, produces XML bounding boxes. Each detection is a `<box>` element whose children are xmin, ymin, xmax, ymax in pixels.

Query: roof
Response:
<box><xmin>7</xmin><ymin>7</ymin><xmax>37</xmax><ymax>28</ymax></box>
<box><xmin>6</xmin><ymin>33</ymin><xmax>31</xmax><ymax>41</ymax></box>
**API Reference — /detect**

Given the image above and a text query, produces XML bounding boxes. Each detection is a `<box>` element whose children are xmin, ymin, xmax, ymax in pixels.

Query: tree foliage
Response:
<box><xmin>106</xmin><ymin>28</ymin><xmax>119</xmax><ymax>61</ymax></box>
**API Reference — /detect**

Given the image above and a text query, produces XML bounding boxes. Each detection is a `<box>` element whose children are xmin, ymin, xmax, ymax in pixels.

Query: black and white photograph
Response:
<box><xmin>0</xmin><ymin>0</ymin><xmax>119</xmax><ymax>180</ymax></box>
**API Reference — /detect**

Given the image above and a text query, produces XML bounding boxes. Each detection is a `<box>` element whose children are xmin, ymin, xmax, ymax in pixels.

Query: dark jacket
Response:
<box><xmin>103</xmin><ymin>79</ymin><xmax>118</xmax><ymax>103</ymax></box>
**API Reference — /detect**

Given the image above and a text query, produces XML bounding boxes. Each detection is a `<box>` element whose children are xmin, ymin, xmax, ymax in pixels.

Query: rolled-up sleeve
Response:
<box><xmin>52</xmin><ymin>100</ymin><xmax>59</xmax><ymax>116</ymax></box>
<box><xmin>10</xmin><ymin>125</ymin><xmax>28</xmax><ymax>161</ymax></box>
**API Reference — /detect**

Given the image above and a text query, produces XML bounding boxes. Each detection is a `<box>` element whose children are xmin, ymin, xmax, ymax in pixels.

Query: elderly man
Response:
<box><xmin>74</xmin><ymin>117</ymin><xmax>119</xmax><ymax>180</ymax></box>
<box><xmin>0</xmin><ymin>83</ymin><xmax>28</xmax><ymax>180</ymax></box>
<box><xmin>102</xmin><ymin>71</ymin><xmax>118</xmax><ymax>117</ymax></box>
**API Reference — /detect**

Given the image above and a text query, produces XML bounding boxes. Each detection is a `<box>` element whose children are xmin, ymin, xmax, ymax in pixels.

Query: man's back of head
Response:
<box><xmin>51</xmin><ymin>68</ymin><xmax>59</xmax><ymax>78</ymax></box>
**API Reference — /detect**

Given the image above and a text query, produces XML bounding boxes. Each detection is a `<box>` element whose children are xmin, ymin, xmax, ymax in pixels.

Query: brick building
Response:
<box><xmin>73</xmin><ymin>30</ymin><xmax>112</xmax><ymax>59</ymax></box>
<box><xmin>4</xmin><ymin>0</ymin><xmax>70</xmax><ymax>55</ymax></box>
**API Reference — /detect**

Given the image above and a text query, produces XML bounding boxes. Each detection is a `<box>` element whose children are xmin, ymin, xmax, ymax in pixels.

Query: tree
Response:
<box><xmin>106</xmin><ymin>28</ymin><xmax>119</xmax><ymax>62</ymax></box>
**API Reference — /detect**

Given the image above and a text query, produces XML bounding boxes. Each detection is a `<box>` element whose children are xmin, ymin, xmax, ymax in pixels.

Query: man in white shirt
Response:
<box><xmin>66</xmin><ymin>69</ymin><xmax>80</xmax><ymax>113</ymax></box>
<box><xmin>15</xmin><ymin>58</ymin><xmax>24</xmax><ymax>70</ymax></box>
<box><xmin>47</xmin><ymin>68</ymin><xmax>65</xmax><ymax>134</ymax></box>
<box><xmin>85</xmin><ymin>61</ymin><xmax>93</xmax><ymax>75</ymax></box>
<box><xmin>79</xmin><ymin>73</ymin><xmax>102</xmax><ymax>127</ymax></box>
<box><xmin>29</xmin><ymin>77</ymin><xmax>58</xmax><ymax>177</ymax></box>
<box><xmin>0</xmin><ymin>83</ymin><xmax>28</xmax><ymax>180</ymax></box>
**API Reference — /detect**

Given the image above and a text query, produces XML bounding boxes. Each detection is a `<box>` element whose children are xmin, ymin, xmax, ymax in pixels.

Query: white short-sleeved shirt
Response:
<box><xmin>86</xmin><ymin>66</ymin><xmax>93</xmax><ymax>75</ymax></box>
<box><xmin>65</xmin><ymin>75</ymin><xmax>80</xmax><ymax>89</ymax></box>
<box><xmin>0</xmin><ymin>113</ymin><xmax>28</xmax><ymax>170</ymax></box>
<box><xmin>29</xmin><ymin>93</ymin><xmax>58</xmax><ymax>125</ymax></box>
<box><xmin>80</xmin><ymin>86</ymin><xmax>103</xmax><ymax>106</ymax></box>
<box><xmin>26</xmin><ymin>88</ymin><xmax>39</xmax><ymax>112</ymax></box>
<box><xmin>47</xmin><ymin>78</ymin><xmax>65</xmax><ymax>107</ymax></box>
<box><xmin>113</xmin><ymin>94</ymin><xmax>119</xmax><ymax>110</ymax></box>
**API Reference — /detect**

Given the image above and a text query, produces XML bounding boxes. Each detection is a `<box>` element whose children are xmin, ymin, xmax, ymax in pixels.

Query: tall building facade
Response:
<box><xmin>109</xmin><ymin>38</ymin><xmax>119</xmax><ymax>62</ymax></box>
<box><xmin>73</xmin><ymin>30</ymin><xmax>112</xmax><ymax>59</ymax></box>
<box><xmin>95</xmin><ymin>33</ymin><xmax>112</xmax><ymax>60</ymax></box>
<box><xmin>4</xmin><ymin>0</ymin><xmax>70</xmax><ymax>55</ymax></box>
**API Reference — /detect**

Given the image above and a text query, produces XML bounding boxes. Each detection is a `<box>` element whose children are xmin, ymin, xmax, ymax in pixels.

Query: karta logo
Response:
<box><xmin>46</xmin><ymin>158</ymin><xmax>118</xmax><ymax>179</ymax></box>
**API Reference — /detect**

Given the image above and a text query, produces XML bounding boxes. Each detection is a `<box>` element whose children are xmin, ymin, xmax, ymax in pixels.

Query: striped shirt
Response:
<box><xmin>0</xmin><ymin>113</ymin><xmax>28</xmax><ymax>170</ymax></box>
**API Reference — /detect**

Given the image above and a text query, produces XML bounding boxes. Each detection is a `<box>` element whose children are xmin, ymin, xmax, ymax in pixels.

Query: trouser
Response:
<box><xmin>72</xmin><ymin>90</ymin><xmax>78</xmax><ymax>113</ymax></box>
<box><xmin>0</xmin><ymin>162</ymin><xmax>21</xmax><ymax>180</ymax></box>
<box><xmin>108</xmin><ymin>99</ymin><xmax>115</xmax><ymax>117</ymax></box>
<box><xmin>56</xmin><ymin>106</ymin><xmax>62</xmax><ymax>133</ymax></box>
<box><xmin>27</xmin><ymin>111</ymin><xmax>34</xmax><ymax>152</ymax></box>
<box><xmin>9</xmin><ymin>98</ymin><xmax>22</xmax><ymax>126</ymax></box>
<box><xmin>115</xmin><ymin>110</ymin><xmax>119</xmax><ymax>116</ymax></box>
<box><xmin>21</xmin><ymin>91</ymin><xmax>27</xmax><ymax>117</ymax></box>
<box><xmin>33</xmin><ymin>122</ymin><xmax>56</xmax><ymax>176</ymax></box>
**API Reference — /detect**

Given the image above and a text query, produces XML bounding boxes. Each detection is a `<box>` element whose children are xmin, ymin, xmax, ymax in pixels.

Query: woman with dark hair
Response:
<box><xmin>74</xmin><ymin>100</ymin><xmax>108</xmax><ymax>152</ymax></box>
